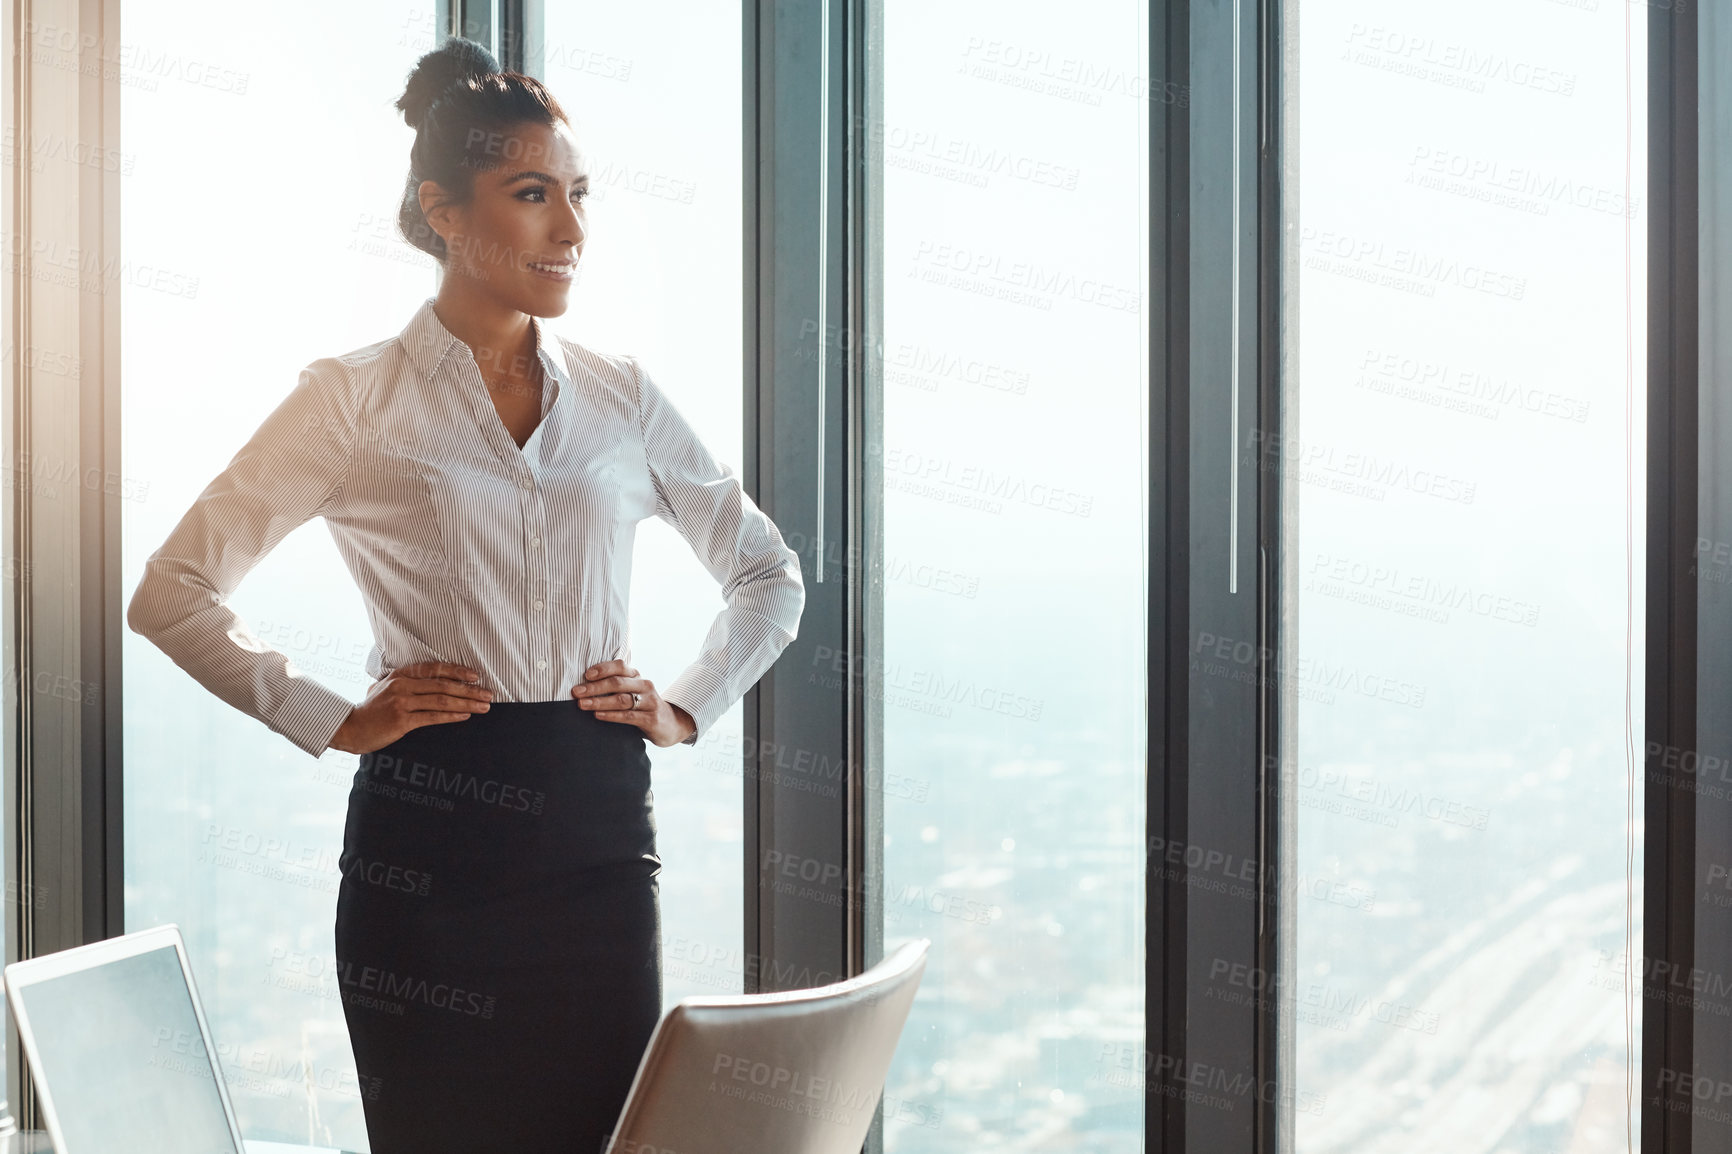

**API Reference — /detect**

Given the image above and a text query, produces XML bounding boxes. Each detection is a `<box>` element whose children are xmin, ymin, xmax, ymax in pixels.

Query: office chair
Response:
<box><xmin>603</xmin><ymin>938</ymin><xmax>930</xmax><ymax>1154</ymax></box>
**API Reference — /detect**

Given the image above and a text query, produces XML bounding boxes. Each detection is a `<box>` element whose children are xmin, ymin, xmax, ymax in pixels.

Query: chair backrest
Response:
<box><xmin>604</xmin><ymin>939</ymin><xmax>929</xmax><ymax>1154</ymax></box>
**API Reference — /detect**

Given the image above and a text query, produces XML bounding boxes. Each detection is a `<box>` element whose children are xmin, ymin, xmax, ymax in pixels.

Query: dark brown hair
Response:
<box><xmin>395</xmin><ymin>38</ymin><xmax>572</xmax><ymax>263</ymax></box>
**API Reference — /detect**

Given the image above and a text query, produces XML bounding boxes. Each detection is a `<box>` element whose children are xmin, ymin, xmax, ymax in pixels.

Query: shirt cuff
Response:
<box><xmin>271</xmin><ymin>674</ymin><xmax>356</xmax><ymax>758</ymax></box>
<box><xmin>662</xmin><ymin>664</ymin><xmax>730</xmax><ymax>747</ymax></box>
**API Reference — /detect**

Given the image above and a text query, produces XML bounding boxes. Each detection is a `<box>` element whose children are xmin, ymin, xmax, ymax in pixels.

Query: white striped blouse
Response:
<box><xmin>126</xmin><ymin>296</ymin><xmax>806</xmax><ymax>758</ymax></box>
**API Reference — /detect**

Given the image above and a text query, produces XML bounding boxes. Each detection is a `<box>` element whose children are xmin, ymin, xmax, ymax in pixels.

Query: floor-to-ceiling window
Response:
<box><xmin>876</xmin><ymin>3</ymin><xmax>1149</xmax><ymax>1148</ymax></box>
<box><xmin>1281</xmin><ymin>4</ymin><xmax>1645</xmax><ymax>1150</ymax></box>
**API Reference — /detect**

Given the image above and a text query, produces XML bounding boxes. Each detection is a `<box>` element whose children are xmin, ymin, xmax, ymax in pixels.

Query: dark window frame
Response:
<box><xmin>1645</xmin><ymin>5</ymin><xmax>1699</xmax><ymax>1153</ymax></box>
<box><xmin>1145</xmin><ymin>1</ymin><xmax>1281</xmax><ymax>1150</ymax></box>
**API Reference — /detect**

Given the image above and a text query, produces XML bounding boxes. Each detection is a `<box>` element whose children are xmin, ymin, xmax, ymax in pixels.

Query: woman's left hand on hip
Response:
<box><xmin>572</xmin><ymin>660</ymin><xmax>696</xmax><ymax>746</ymax></box>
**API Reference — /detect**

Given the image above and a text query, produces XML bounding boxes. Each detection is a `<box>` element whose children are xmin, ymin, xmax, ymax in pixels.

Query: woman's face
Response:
<box><xmin>420</xmin><ymin>119</ymin><xmax>589</xmax><ymax>316</ymax></box>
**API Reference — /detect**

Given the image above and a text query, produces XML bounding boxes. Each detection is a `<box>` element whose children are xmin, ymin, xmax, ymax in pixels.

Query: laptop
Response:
<box><xmin>1</xmin><ymin>923</ymin><xmax>305</xmax><ymax>1154</ymax></box>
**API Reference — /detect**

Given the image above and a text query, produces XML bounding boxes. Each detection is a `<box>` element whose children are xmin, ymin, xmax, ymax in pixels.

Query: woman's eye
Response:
<box><xmin>516</xmin><ymin>187</ymin><xmax>586</xmax><ymax>204</ymax></box>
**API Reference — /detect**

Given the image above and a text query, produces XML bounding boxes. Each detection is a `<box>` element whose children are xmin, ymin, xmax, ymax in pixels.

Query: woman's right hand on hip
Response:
<box><xmin>328</xmin><ymin>661</ymin><xmax>493</xmax><ymax>755</ymax></box>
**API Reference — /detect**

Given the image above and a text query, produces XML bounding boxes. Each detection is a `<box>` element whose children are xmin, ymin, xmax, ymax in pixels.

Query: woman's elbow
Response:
<box><xmin>124</xmin><ymin>561</ymin><xmax>188</xmax><ymax>642</ymax></box>
<box><xmin>749</xmin><ymin>548</ymin><xmax>805</xmax><ymax>641</ymax></box>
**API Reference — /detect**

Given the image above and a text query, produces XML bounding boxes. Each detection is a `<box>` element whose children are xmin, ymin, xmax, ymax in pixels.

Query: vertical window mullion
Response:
<box><xmin>1148</xmin><ymin>0</ymin><xmax>1273</xmax><ymax>1149</ymax></box>
<box><xmin>742</xmin><ymin>0</ymin><xmax>856</xmax><ymax>996</ymax></box>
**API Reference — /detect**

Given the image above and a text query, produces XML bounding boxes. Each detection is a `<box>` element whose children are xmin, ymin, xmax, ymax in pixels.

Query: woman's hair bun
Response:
<box><xmin>396</xmin><ymin>38</ymin><xmax>501</xmax><ymax>129</ymax></box>
<box><xmin>392</xmin><ymin>37</ymin><xmax>569</xmax><ymax>264</ymax></box>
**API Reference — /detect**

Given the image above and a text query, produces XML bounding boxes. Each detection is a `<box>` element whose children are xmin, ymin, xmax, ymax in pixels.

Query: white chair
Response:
<box><xmin>604</xmin><ymin>939</ymin><xmax>930</xmax><ymax>1154</ymax></box>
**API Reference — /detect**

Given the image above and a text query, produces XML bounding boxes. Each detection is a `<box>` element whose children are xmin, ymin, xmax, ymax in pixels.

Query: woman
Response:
<box><xmin>125</xmin><ymin>38</ymin><xmax>805</xmax><ymax>1154</ymax></box>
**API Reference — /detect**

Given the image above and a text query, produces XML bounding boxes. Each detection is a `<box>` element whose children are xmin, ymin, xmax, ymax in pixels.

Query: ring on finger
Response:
<box><xmin>631</xmin><ymin>692</ymin><xmax>642</xmax><ymax>709</ymax></box>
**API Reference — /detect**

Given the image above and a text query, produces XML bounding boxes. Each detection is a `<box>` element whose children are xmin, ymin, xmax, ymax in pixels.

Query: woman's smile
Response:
<box><xmin>527</xmin><ymin>257</ymin><xmax>576</xmax><ymax>281</ymax></box>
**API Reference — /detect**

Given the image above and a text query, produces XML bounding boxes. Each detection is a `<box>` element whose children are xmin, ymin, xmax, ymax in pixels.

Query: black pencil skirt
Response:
<box><xmin>333</xmin><ymin>699</ymin><xmax>662</xmax><ymax>1154</ymax></box>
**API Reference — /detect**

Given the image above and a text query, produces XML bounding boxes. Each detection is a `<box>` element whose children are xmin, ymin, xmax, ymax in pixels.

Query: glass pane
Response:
<box><xmin>537</xmin><ymin>0</ymin><xmax>746</xmax><ymax>1006</ymax></box>
<box><xmin>1282</xmin><ymin>4</ymin><xmax>1645</xmax><ymax>1150</ymax></box>
<box><xmin>877</xmin><ymin>1</ymin><xmax>1149</xmax><ymax>1149</ymax></box>
<box><xmin>122</xmin><ymin>5</ymin><xmax>437</xmax><ymax>1146</ymax></box>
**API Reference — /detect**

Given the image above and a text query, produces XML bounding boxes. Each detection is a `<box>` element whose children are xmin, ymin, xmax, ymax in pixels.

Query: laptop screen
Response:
<box><xmin>17</xmin><ymin>943</ymin><xmax>239</xmax><ymax>1154</ymax></box>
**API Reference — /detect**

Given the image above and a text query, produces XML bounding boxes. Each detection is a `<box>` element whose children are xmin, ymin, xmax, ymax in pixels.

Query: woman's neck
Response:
<box><xmin>431</xmin><ymin>280</ymin><xmax>540</xmax><ymax>387</ymax></box>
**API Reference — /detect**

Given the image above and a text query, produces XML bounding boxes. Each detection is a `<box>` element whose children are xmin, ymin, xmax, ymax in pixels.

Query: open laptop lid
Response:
<box><xmin>3</xmin><ymin>923</ymin><xmax>244</xmax><ymax>1154</ymax></box>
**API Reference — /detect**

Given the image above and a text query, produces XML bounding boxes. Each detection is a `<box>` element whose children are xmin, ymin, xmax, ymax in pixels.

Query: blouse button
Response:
<box><xmin>520</xmin><ymin>476</ymin><xmax>534</xmax><ymax>489</ymax></box>
<box><xmin>536</xmin><ymin>658</ymin><xmax>548</xmax><ymax>670</ymax></box>
<box><xmin>530</xmin><ymin>536</ymin><xmax>542</xmax><ymax>548</ymax></box>
<box><xmin>533</xmin><ymin>600</ymin><xmax>545</xmax><ymax>611</ymax></box>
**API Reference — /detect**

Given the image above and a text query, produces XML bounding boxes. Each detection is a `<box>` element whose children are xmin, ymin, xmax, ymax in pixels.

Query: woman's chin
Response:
<box><xmin>523</xmin><ymin>279</ymin><xmax>576</xmax><ymax>314</ymax></box>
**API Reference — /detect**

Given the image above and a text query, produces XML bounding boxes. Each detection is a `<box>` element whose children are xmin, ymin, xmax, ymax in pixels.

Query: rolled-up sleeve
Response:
<box><xmin>634</xmin><ymin>356</ymin><xmax>806</xmax><ymax>745</ymax></box>
<box><xmin>125</xmin><ymin>359</ymin><xmax>359</xmax><ymax>757</ymax></box>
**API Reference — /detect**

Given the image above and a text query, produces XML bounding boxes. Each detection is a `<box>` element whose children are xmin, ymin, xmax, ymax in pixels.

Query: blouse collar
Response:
<box><xmin>397</xmin><ymin>296</ymin><xmax>572</xmax><ymax>401</ymax></box>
